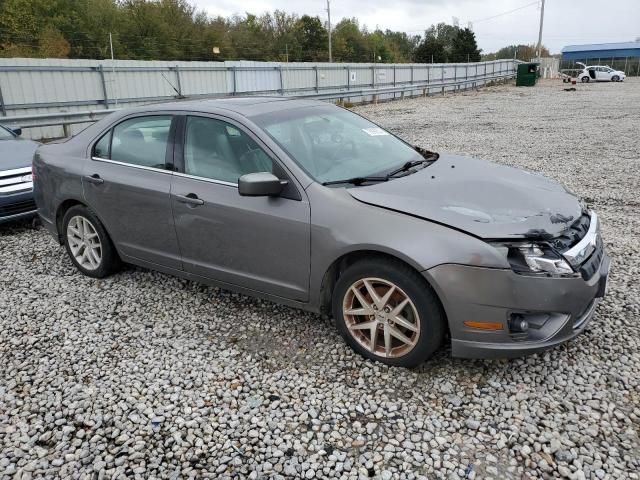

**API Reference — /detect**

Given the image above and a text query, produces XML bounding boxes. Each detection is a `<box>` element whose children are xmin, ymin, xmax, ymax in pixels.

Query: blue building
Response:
<box><xmin>561</xmin><ymin>42</ymin><xmax>640</xmax><ymax>74</ymax></box>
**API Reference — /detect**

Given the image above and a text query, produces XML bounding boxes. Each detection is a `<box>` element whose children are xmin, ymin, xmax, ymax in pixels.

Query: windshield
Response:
<box><xmin>0</xmin><ymin>126</ymin><xmax>15</xmax><ymax>140</ymax></box>
<box><xmin>253</xmin><ymin>106</ymin><xmax>422</xmax><ymax>184</ymax></box>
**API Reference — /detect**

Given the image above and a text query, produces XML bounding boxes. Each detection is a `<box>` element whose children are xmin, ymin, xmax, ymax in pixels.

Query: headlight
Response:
<box><xmin>491</xmin><ymin>242</ymin><xmax>574</xmax><ymax>276</ymax></box>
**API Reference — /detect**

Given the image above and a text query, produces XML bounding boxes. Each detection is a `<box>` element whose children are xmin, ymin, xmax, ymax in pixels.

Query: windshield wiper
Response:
<box><xmin>386</xmin><ymin>158</ymin><xmax>434</xmax><ymax>178</ymax></box>
<box><xmin>322</xmin><ymin>150</ymin><xmax>439</xmax><ymax>187</ymax></box>
<box><xmin>321</xmin><ymin>176</ymin><xmax>389</xmax><ymax>186</ymax></box>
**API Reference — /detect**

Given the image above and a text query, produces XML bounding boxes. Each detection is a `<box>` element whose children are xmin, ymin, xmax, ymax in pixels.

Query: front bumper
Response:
<box><xmin>0</xmin><ymin>190</ymin><xmax>37</xmax><ymax>224</ymax></box>
<box><xmin>426</xmin><ymin>250</ymin><xmax>610</xmax><ymax>359</ymax></box>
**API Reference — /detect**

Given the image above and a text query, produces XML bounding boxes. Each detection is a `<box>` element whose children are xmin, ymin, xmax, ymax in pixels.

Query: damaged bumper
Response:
<box><xmin>426</xmin><ymin>245</ymin><xmax>610</xmax><ymax>359</ymax></box>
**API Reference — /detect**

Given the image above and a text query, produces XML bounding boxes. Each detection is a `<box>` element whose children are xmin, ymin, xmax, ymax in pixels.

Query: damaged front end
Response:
<box><xmin>488</xmin><ymin>210</ymin><xmax>607</xmax><ymax>283</ymax></box>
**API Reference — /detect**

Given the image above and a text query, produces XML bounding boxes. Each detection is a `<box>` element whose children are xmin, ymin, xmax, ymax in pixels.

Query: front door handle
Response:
<box><xmin>175</xmin><ymin>193</ymin><xmax>204</xmax><ymax>206</ymax></box>
<box><xmin>84</xmin><ymin>174</ymin><xmax>104</xmax><ymax>185</ymax></box>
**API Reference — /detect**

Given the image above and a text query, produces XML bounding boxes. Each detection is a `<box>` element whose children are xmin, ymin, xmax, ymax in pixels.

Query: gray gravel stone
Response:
<box><xmin>1</xmin><ymin>79</ymin><xmax>639</xmax><ymax>479</ymax></box>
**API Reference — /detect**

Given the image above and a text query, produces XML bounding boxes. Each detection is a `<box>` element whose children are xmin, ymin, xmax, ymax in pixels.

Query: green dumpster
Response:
<box><xmin>516</xmin><ymin>62</ymin><xmax>539</xmax><ymax>86</ymax></box>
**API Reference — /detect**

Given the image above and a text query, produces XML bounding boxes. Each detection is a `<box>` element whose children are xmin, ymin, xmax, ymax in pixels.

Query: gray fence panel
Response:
<box><xmin>0</xmin><ymin>58</ymin><xmax>517</xmax><ymax>139</ymax></box>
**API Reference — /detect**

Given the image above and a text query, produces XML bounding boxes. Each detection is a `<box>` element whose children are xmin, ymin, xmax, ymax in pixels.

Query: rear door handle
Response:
<box><xmin>84</xmin><ymin>174</ymin><xmax>104</xmax><ymax>185</ymax></box>
<box><xmin>175</xmin><ymin>193</ymin><xmax>204</xmax><ymax>206</ymax></box>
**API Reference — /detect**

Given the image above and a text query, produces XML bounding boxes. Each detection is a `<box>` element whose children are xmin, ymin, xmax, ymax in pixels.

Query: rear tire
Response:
<box><xmin>581</xmin><ymin>76</ymin><xmax>590</xmax><ymax>83</ymax></box>
<box><xmin>332</xmin><ymin>258</ymin><xmax>445</xmax><ymax>367</ymax></box>
<box><xmin>62</xmin><ymin>205</ymin><xmax>121</xmax><ymax>278</ymax></box>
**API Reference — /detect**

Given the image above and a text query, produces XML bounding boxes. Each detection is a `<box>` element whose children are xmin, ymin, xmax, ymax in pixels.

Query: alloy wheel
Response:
<box><xmin>342</xmin><ymin>277</ymin><xmax>421</xmax><ymax>358</ymax></box>
<box><xmin>67</xmin><ymin>215</ymin><xmax>102</xmax><ymax>271</ymax></box>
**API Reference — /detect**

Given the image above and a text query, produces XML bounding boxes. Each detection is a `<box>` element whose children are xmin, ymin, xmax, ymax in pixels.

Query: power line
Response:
<box><xmin>471</xmin><ymin>1</ymin><xmax>539</xmax><ymax>24</ymax></box>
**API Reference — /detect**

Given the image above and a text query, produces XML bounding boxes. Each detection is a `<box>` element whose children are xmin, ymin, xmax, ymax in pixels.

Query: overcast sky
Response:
<box><xmin>194</xmin><ymin>0</ymin><xmax>639</xmax><ymax>54</ymax></box>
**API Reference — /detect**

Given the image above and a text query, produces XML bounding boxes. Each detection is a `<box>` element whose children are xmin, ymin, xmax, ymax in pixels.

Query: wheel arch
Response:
<box><xmin>318</xmin><ymin>249</ymin><xmax>448</xmax><ymax>331</ymax></box>
<box><xmin>55</xmin><ymin>198</ymin><xmax>86</xmax><ymax>244</ymax></box>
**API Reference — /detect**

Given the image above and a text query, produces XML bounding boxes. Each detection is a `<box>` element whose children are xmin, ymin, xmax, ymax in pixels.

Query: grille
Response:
<box><xmin>551</xmin><ymin>212</ymin><xmax>591</xmax><ymax>252</ymax></box>
<box><xmin>0</xmin><ymin>167</ymin><xmax>33</xmax><ymax>195</ymax></box>
<box><xmin>0</xmin><ymin>199</ymin><xmax>36</xmax><ymax>217</ymax></box>
<box><xmin>579</xmin><ymin>235</ymin><xmax>604</xmax><ymax>280</ymax></box>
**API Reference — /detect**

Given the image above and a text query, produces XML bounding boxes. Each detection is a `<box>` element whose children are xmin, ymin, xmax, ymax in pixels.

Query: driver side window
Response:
<box><xmin>184</xmin><ymin>116</ymin><xmax>273</xmax><ymax>184</ymax></box>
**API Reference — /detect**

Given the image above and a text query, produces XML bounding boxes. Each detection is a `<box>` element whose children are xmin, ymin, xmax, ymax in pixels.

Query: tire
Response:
<box><xmin>581</xmin><ymin>76</ymin><xmax>590</xmax><ymax>83</ymax></box>
<box><xmin>62</xmin><ymin>205</ymin><xmax>121</xmax><ymax>278</ymax></box>
<box><xmin>332</xmin><ymin>258</ymin><xmax>445</xmax><ymax>367</ymax></box>
<box><xmin>611</xmin><ymin>75</ymin><xmax>619</xmax><ymax>82</ymax></box>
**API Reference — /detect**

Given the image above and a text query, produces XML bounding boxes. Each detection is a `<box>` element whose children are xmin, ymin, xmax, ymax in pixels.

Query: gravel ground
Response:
<box><xmin>1</xmin><ymin>79</ymin><xmax>639</xmax><ymax>480</ymax></box>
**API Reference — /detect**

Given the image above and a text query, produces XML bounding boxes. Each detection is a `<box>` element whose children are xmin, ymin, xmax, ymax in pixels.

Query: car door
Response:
<box><xmin>170</xmin><ymin>114</ymin><xmax>311</xmax><ymax>301</ymax></box>
<box><xmin>83</xmin><ymin>114</ymin><xmax>182</xmax><ymax>270</ymax></box>
<box><xmin>596</xmin><ymin>67</ymin><xmax>610</xmax><ymax>81</ymax></box>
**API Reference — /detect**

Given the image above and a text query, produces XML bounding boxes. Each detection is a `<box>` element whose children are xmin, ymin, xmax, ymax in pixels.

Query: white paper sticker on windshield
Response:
<box><xmin>362</xmin><ymin>127</ymin><xmax>389</xmax><ymax>136</ymax></box>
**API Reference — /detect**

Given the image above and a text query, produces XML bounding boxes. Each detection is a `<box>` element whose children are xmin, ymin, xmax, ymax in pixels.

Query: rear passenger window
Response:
<box><xmin>93</xmin><ymin>131</ymin><xmax>111</xmax><ymax>158</ymax></box>
<box><xmin>96</xmin><ymin>116</ymin><xmax>172</xmax><ymax>169</ymax></box>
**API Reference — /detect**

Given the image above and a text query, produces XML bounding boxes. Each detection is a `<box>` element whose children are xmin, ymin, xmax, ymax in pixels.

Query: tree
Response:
<box><xmin>413</xmin><ymin>27</ymin><xmax>445</xmax><ymax>63</ymax></box>
<box><xmin>294</xmin><ymin>15</ymin><xmax>328</xmax><ymax>61</ymax></box>
<box><xmin>451</xmin><ymin>28</ymin><xmax>481</xmax><ymax>62</ymax></box>
<box><xmin>485</xmin><ymin>44</ymin><xmax>550</xmax><ymax>61</ymax></box>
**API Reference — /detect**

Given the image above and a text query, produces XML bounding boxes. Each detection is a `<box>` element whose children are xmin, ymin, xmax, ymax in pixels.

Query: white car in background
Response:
<box><xmin>577</xmin><ymin>62</ymin><xmax>626</xmax><ymax>83</ymax></box>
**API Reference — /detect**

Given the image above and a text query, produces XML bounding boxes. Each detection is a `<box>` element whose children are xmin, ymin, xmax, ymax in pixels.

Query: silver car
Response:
<box><xmin>33</xmin><ymin>98</ymin><xmax>610</xmax><ymax>367</ymax></box>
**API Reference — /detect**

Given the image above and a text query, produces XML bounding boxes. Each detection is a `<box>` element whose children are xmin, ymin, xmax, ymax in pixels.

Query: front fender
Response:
<box><xmin>306</xmin><ymin>184</ymin><xmax>509</xmax><ymax>308</ymax></box>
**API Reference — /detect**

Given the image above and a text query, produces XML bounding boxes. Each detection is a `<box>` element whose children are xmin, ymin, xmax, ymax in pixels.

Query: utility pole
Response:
<box><xmin>536</xmin><ymin>0</ymin><xmax>545</xmax><ymax>63</ymax></box>
<box><xmin>327</xmin><ymin>0</ymin><xmax>332</xmax><ymax>63</ymax></box>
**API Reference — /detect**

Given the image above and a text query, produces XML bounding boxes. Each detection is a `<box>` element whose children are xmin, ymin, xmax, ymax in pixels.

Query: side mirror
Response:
<box><xmin>238</xmin><ymin>172</ymin><xmax>286</xmax><ymax>197</ymax></box>
<box><xmin>11</xmin><ymin>127</ymin><xmax>22</xmax><ymax>137</ymax></box>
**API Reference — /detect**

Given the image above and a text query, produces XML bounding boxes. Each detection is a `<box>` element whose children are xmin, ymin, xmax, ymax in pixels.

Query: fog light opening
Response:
<box><xmin>508</xmin><ymin>314</ymin><xmax>529</xmax><ymax>334</ymax></box>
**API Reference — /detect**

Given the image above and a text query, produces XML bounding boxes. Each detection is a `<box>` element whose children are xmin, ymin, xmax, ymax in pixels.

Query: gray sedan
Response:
<box><xmin>33</xmin><ymin>98</ymin><xmax>609</xmax><ymax>367</ymax></box>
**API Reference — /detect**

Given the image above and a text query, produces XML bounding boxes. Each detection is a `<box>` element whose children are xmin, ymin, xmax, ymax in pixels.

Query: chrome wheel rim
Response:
<box><xmin>67</xmin><ymin>216</ymin><xmax>102</xmax><ymax>271</ymax></box>
<box><xmin>343</xmin><ymin>277</ymin><xmax>420</xmax><ymax>358</ymax></box>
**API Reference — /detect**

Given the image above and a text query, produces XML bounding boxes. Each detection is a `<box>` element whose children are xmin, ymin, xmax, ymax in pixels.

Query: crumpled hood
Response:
<box><xmin>0</xmin><ymin>138</ymin><xmax>40</xmax><ymax>171</ymax></box>
<box><xmin>348</xmin><ymin>154</ymin><xmax>583</xmax><ymax>239</ymax></box>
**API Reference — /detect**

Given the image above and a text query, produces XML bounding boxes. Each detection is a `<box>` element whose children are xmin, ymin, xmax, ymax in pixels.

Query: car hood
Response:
<box><xmin>347</xmin><ymin>154</ymin><xmax>583</xmax><ymax>239</ymax></box>
<box><xmin>0</xmin><ymin>138</ymin><xmax>40</xmax><ymax>170</ymax></box>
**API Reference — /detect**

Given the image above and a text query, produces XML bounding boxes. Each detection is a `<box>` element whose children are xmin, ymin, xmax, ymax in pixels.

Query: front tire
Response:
<box><xmin>62</xmin><ymin>205</ymin><xmax>121</xmax><ymax>278</ymax></box>
<box><xmin>611</xmin><ymin>75</ymin><xmax>620</xmax><ymax>82</ymax></box>
<box><xmin>332</xmin><ymin>258</ymin><xmax>445</xmax><ymax>367</ymax></box>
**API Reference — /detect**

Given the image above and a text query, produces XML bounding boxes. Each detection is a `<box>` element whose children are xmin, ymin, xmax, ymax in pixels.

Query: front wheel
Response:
<box><xmin>611</xmin><ymin>75</ymin><xmax>620</xmax><ymax>82</ymax></box>
<box><xmin>62</xmin><ymin>205</ymin><xmax>121</xmax><ymax>278</ymax></box>
<box><xmin>581</xmin><ymin>76</ymin><xmax>590</xmax><ymax>83</ymax></box>
<box><xmin>332</xmin><ymin>258</ymin><xmax>445</xmax><ymax>367</ymax></box>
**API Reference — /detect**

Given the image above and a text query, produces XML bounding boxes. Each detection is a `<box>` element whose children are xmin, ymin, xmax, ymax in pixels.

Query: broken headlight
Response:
<box><xmin>492</xmin><ymin>242</ymin><xmax>574</xmax><ymax>276</ymax></box>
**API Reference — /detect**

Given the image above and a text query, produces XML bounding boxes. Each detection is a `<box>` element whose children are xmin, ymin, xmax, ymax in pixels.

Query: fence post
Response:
<box><xmin>231</xmin><ymin>67</ymin><xmax>237</xmax><ymax>96</ymax></box>
<box><xmin>314</xmin><ymin>65</ymin><xmax>319</xmax><ymax>93</ymax></box>
<box><xmin>97</xmin><ymin>65</ymin><xmax>109</xmax><ymax>109</ymax></box>
<box><xmin>347</xmin><ymin>66</ymin><xmax>350</xmax><ymax>90</ymax></box>
<box><xmin>174</xmin><ymin>65</ymin><xmax>183</xmax><ymax>96</ymax></box>
<box><xmin>0</xmin><ymin>83</ymin><xmax>6</xmax><ymax>116</ymax></box>
<box><xmin>465</xmin><ymin>63</ymin><xmax>468</xmax><ymax>90</ymax></box>
<box><xmin>278</xmin><ymin>65</ymin><xmax>284</xmax><ymax>95</ymax></box>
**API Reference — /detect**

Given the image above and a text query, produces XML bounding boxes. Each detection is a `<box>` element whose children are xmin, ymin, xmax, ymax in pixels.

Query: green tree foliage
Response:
<box><xmin>414</xmin><ymin>23</ymin><xmax>481</xmax><ymax>63</ymax></box>
<box><xmin>483</xmin><ymin>44</ymin><xmax>550</xmax><ymax>61</ymax></box>
<box><xmin>0</xmin><ymin>0</ymin><xmax>482</xmax><ymax>63</ymax></box>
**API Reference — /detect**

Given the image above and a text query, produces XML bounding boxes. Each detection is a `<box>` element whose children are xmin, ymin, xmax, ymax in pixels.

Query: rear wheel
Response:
<box><xmin>332</xmin><ymin>258</ymin><xmax>445</xmax><ymax>367</ymax></box>
<box><xmin>62</xmin><ymin>205</ymin><xmax>121</xmax><ymax>278</ymax></box>
<box><xmin>611</xmin><ymin>75</ymin><xmax>620</xmax><ymax>82</ymax></box>
<box><xmin>581</xmin><ymin>76</ymin><xmax>590</xmax><ymax>83</ymax></box>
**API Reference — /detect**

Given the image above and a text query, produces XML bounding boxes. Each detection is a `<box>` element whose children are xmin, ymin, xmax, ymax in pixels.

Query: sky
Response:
<box><xmin>194</xmin><ymin>0</ymin><xmax>640</xmax><ymax>54</ymax></box>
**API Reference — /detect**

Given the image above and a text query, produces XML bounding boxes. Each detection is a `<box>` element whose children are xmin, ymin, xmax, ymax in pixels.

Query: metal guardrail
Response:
<box><xmin>1</xmin><ymin>71</ymin><xmax>515</xmax><ymax>135</ymax></box>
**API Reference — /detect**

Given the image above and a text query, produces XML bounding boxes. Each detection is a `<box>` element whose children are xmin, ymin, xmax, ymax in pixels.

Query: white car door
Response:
<box><xmin>596</xmin><ymin>67</ymin><xmax>612</xmax><ymax>81</ymax></box>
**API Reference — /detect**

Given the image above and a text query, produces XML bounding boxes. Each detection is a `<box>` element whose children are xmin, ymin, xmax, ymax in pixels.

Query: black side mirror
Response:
<box><xmin>238</xmin><ymin>172</ymin><xmax>287</xmax><ymax>197</ymax></box>
<box><xmin>11</xmin><ymin>127</ymin><xmax>22</xmax><ymax>137</ymax></box>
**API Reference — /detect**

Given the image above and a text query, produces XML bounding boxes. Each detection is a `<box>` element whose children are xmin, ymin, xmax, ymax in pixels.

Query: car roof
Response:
<box><xmin>130</xmin><ymin>96</ymin><xmax>329</xmax><ymax>118</ymax></box>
